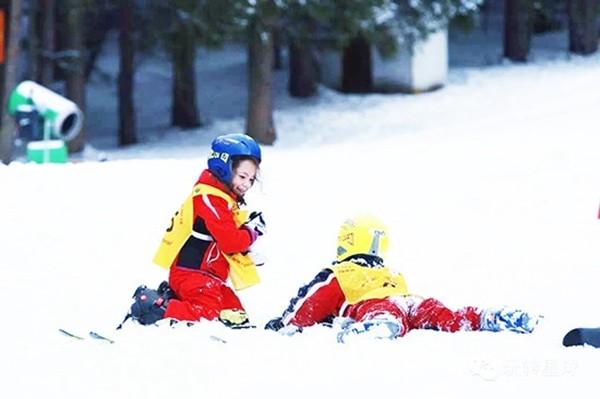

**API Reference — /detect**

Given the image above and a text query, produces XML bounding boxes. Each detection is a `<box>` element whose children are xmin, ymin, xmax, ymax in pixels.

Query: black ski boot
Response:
<box><xmin>129</xmin><ymin>285</ymin><xmax>168</xmax><ymax>325</ymax></box>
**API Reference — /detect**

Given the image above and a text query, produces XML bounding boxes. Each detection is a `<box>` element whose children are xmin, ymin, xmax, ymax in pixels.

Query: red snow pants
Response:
<box><xmin>345</xmin><ymin>297</ymin><xmax>481</xmax><ymax>337</ymax></box>
<box><xmin>164</xmin><ymin>266</ymin><xmax>244</xmax><ymax>322</ymax></box>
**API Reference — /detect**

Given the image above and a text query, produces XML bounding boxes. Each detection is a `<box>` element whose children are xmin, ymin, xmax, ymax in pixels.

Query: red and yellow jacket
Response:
<box><xmin>153</xmin><ymin>169</ymin><xmax>257</xmax><ymax>288</ymax></box>
<box><xmin>273</xmin><ymin>258</ymin><xmax>409</xmax><ymax>328</ymax></box>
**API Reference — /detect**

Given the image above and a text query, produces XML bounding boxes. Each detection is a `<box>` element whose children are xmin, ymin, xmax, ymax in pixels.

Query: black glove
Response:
<box><xmin>264</xmin><ymin>317</ymin><xmax>284</xmax><ymax>331</ymax></box>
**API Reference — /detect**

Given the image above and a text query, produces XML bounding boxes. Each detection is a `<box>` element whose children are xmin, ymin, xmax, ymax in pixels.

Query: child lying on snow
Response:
<box><xmin>265</xmin><ymin>215</ymin><xmax>541</xmax><ymax>341</ymax></box>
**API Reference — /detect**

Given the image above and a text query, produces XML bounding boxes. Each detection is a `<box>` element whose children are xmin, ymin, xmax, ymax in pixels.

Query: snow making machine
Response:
<box><xmin>8</xmin><ymin>80</ymin><xmax>83</xmax><ymax>163</ymax></box>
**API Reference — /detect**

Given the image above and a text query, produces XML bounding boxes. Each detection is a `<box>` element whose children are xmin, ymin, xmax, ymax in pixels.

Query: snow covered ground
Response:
<box><xmin>2</xmin><ymin>27</ymin><xmax>600</xmax><ymax>398</ymax></box>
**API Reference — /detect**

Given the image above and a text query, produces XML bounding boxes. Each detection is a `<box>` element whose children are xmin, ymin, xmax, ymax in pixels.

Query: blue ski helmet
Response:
<box><xmin>208</xmin><ymin>133</ymin><xmax>261</xmax><ymax>184</ymax></box>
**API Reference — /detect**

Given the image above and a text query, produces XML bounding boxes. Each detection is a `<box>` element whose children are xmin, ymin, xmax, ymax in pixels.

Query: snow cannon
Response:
<box><xmin>8</xmin><ymin>80</ymin><xmax>83</xmax><ymax>142</ymax></box>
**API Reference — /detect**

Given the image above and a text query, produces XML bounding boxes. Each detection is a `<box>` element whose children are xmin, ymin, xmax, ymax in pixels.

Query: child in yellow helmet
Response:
<box><xmin>265</xmin><ymin>215</ymin><xmax>541</xmax><ymax>341</ymax></box>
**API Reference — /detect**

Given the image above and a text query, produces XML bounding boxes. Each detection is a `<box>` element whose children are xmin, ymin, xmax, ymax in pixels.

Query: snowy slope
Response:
<box><xmin>2</xmin><ymin>32</ymin><xmax>600</xmax><ymax>398</ymax></box>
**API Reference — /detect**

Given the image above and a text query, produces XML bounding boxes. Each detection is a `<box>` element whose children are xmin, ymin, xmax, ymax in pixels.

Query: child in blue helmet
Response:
<box><xmin>126</xmin><ymin>134</ymin><xmax>266</xmax><ymax>328</ymax></box>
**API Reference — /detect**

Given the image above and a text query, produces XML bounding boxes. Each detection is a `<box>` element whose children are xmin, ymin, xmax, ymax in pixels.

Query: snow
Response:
<box><xmin>2</xmin><ymin>26</ymin><xmax>600</xmax><ymax>399</ymax></box>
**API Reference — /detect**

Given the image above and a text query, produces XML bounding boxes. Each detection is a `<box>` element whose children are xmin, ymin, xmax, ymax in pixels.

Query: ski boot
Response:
<box><xmin>128</xmin><ymin>285</ymin><xmax>168</xmax><ymax>325</ymax></box>
<box><xmin>480</xmin><ymin>308</ymin><xmax>541</xmax><ymax>334</ymax></box>
<box><xmin>336</xmin><ymin>315</ymin><xmax>405</xmax><ymax>343</ymax></box>
<box><xmin>219</xmin><ymin>309</ymin><xmax>255</xmax><ymax>329</ymax></box>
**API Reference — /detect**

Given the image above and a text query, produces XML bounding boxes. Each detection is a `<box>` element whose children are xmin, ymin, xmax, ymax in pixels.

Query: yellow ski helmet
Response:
<box><xmin>336</xmin><ymin>215</ymin><xmax>389</xmax><ymax>263</ymax></box>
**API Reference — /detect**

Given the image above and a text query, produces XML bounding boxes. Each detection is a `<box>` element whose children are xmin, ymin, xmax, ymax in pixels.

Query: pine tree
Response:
<box><xmin>282</xmin><ymin>0</ymin><xmax>483</xmax><ymax>93</ymax></box>
<box><xmin>241</xmin><ymin>0</ymin><xmax>483</xmax><ymax>140</ymax></box>
<box><xmin>568</xmin><ymin>0</ymin><xmax>598</xmax><ymax>55</ymax></box>
<box><xmin>39</xmin><ymin>0</ymin><xmax>56</xmax><ymax>86</ymax></box>
<box><xmin>504</xmin><ymin>0</ymin><xmax>533</xmax><ymax>62</ymax></box>
<box><xmin>243</xmin><ymin>0</ymin><xmax>280</xmax><ymax>145</ymax></box>
<box><xmin>118</xmin><ymin>0</ymin><xmax>136</xmax><ymax>145</ymax></box>
<box><xmin>148</xmin><ymin>0</ymin><xmax>239</xmax><ymax>128</ymax></box>
<box><xmin>64</xmin><ymin>0</ymin><xmax>86</xmax><ymax>152</ymax></box>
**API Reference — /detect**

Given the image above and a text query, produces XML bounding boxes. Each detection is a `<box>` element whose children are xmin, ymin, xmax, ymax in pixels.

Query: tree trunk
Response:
<box><xmin>27</xmin><ymin>0</ymin><xmax>39</xmax><ymax>80</ymax></box>
<box><xmin>568</xmin><ymin>0</ymin><xmax>599</xmax><ymax>55</ymax></box>
<box><xmin>170</xmin><ymin>25</ymin><xmax>201</xmax><ymax>128</ymax></box>
<box><xmin>40</xmin><ymin>0</ymin><xmax>55</xmax><ymax>86</ymax></box>
<box><xmin>118</xmin><ymin>0</ymin><xmax>136</xmax><ymax>145</ymax></box>
<box><xmin>288</xmin><ymin>39</ymin><xmax>318</xmax><ymax>98</ymax></box>
<box><xmin>246</xmin><ymin>28</ymin><xmax>276</xmax><ymax>145</ymax></box>
<box><xmin>272</xmin><ymin>26</ymin><xmax>283</xmax><ymax>70</ymax></box>
<box><xmin>342</xmin><ymin>35</ymin><xmax>372</xmax><ymax>93</ymax></box>
<box><xmin>65</xmin><ymin>0</ymin><xmax>86</xmax><ymax>152</ymax></box>
<box><xmin>83</xmin><ymin>7</ymin><xmax>113</xmax><ymax>80</ymax></box>
<box><xmin>504</xmin><ymin>0</ymin><xmax>533</xmax><ymax>62</ymax></box>
<box><xmin>0</xmin><ymin>0</ymin><xmax>23</xmax><ymax>164</ymax></box>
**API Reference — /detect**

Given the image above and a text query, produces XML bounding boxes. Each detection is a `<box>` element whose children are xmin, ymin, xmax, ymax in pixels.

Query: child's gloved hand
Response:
<box><xmin>245</xmin><ymin>211</ymin><xmax>266</xmax><ymax>237</ymax></box>
<box><xmin>264</xmin><ymin>317</ymin><xmax>284</xmax><ymax>331</ymax></box>
<box><xmin>264</xmin><ymin>317</ymin><xmax>302</xmax><ymax>336</ymax></box>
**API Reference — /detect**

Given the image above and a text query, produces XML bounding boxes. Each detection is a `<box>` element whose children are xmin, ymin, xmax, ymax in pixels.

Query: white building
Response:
<box><xmin>318</xmin><ymin>28</ymin><xmax>448</xmax><ymax>94</ymax></box>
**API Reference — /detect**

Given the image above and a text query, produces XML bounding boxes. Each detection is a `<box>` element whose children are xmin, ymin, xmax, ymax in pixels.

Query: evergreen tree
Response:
<box><xmin>568</xmin><ymin>0</ymin><xmax>598</xmax><ymax>55</ymax></box>
<box><xmin>282</xmin><ymin>0</ymin><xmax>483</xmax><ymax>93</ymax></box>
<box><xmin>243</xmin><ymin>0</ymin><xmax>280</xmax><ymax>145</ymax></box>
<box><xmin>40</xmin><ymin>0</ymin><xmax>56</xmax><ymax>86</ymax></box>
<box><xmin>289</xmin><ymin>0</ymin><xmax>483</xmax><ymax>55</ymax></box>
<box><xmin>148</xmin><ymin>0</ymin><xmax>239</xmax><ymax>128</ymax></box>
<box><xmin>241</xmin><ymin>0</ymin><xmax>483</xmax><ymax>141</ymax></box>
<box><xmin>64</xmin><ymin>0</ymin><xmax>87</xmax><ymax>153</ymax></box>
<box><xmin>504</xmin><ymin>0</ymin><xmax>534</xmax><ymax>62</ymax></box>
<box><xmin>118</xmin><ymin>0</ymin><xmax>136</xmax><ymax>145</ymax></box>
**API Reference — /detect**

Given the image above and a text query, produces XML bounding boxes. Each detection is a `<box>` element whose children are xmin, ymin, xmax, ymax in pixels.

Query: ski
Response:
<box><xmin>227</xmin><ymin>323</ymin><xmax>256</xmax><ymax>330</ymax></box>
<box><xmin>171</xmin><ymin>320</ymin><xmax>229</xmax><ymax>343</ymax></box>
<box><xmin>59</xmin><ymin>328</ymin><xmax>115</xmax><ymax>343</ymax></box>
<box><xmin>89</xmin><ymin>331</ymin><xmax>115</xmax><ymax>344</ymax></box>
<box><xmin>58</xmin><ymin>328</ymin><xmax>85</xmax><ymax>340</ymax></box>
<box><xmin>208</xmin><ymin>335</ymin><xmax>227</xmax><ymax>344</ymax></box>
<box><xmin>91</xmin><ymin>330</ymin><xmax>224</xmax><ymax>344</ymax></box>
<box><xmin>563</xmin><ymin>327</ymin><xmax>600</xmax><ymax>348</ymax></box>
<box><xmin>60</xmin><ymin>325</ymin><xmax>227</xmax><ymax>344</ymax></box>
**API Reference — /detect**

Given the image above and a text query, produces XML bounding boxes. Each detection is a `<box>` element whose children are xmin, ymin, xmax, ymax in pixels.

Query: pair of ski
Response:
<box><xmin>59</xmin><ymin>327</ymin><xmax>229</xmax><ymax>344</ymax></box>
<box><xmin>59</xmin><ymin>319</ymin><xmax>257</xmax><ymax>344</ymax></box>
<box><xmin>58</xmin><ymin>329</ymin><xmax>115</xmax><ymax>343</ymax></box>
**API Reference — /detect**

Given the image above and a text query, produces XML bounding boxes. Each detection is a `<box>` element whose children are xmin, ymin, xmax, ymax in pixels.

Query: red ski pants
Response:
<box><xmin>409</xmin><ymin>297</ymin><xmax>481</xmax><ymax>333</ymax></box>
<box><xmin>345</xmin><ymin>297</ymin><xmax>481</xmax><ymax>337</ymax></box>
<box><xmin>164</xmin><ymin>267</ymin><xmax>244</xmax><ymax>322</ymax></box>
